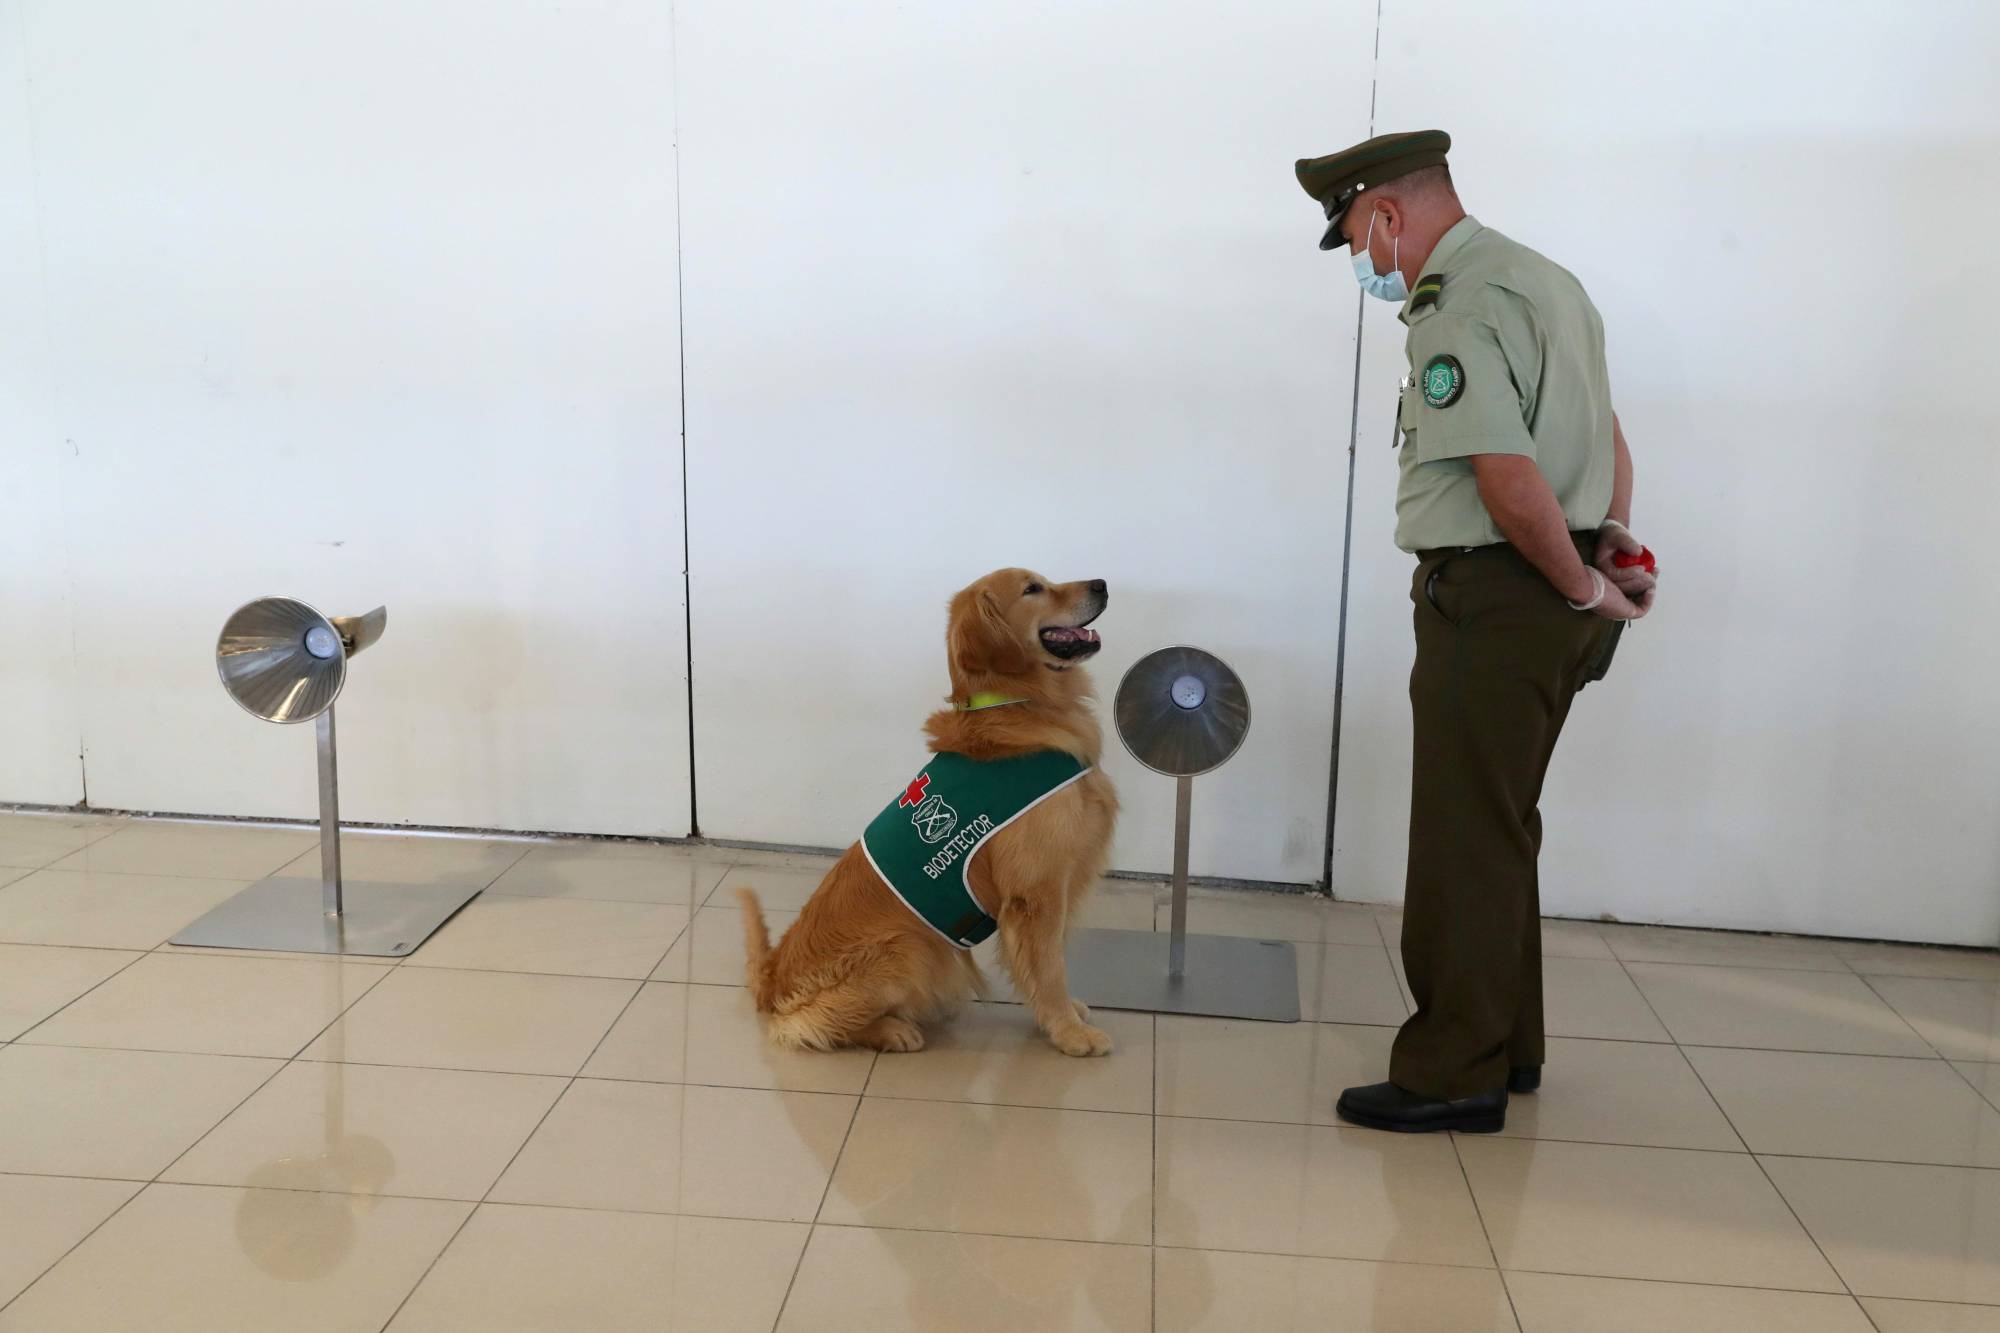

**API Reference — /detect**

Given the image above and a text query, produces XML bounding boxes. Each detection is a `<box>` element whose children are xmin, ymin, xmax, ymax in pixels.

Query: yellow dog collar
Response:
<box><xmin>959</xmin><ymin>693</ymin><xmax>1029</xmax><ymax>712</ymax></box>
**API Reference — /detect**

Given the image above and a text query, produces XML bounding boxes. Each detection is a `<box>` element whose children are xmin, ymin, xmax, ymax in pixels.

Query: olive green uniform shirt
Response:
<box><xmin>1393</xmin><ymin>216</ymin><xmax>1615</xmax><ymax>552</ymax></box>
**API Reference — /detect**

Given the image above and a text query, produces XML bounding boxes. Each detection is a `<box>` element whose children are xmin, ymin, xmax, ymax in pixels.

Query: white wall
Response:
<box><xmin>1334</xmin><ymin>0</ymin><xmax>2000</xmax><ymax>944</ymax></box>
<box><xmin>678</xmin><ymin>0</ymin><xmax>1371</xmax><ymax>881</ymax></box>
<box><xmin>0</xmin><ymin>9</ymin><xmax>81</xmax><ymax>805</ymax></box>
<box><xmin>4</xmin><ymin>0</ymin><xmax>692</xmax><ymax>836</ymax></box>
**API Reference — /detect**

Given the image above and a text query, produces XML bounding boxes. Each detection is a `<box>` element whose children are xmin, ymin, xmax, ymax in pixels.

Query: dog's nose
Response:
<box><xmin>1088</xmin><ymin>580</ymin><xmax>1107</xmax><ymax>597</ymax></box>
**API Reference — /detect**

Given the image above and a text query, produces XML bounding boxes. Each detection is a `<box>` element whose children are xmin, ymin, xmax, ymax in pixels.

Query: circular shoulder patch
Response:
<box><xmin>1421</xmin><ymin>354</ymin><xmax>1465</xmax><ymax>408</ymax></box>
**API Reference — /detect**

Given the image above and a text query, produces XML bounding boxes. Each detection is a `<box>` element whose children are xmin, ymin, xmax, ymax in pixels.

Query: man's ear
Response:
<box><xmin>950</xmin><ymin>589</ymin><xmax>1030</xmax><ymax>679</ymax></box>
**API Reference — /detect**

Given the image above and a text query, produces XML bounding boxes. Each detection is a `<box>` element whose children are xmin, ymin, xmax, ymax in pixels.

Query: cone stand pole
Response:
<box><xmin>1167</xmin><ymin>775</ymin><xmax>1191</xmax><ymax>978</ymax></box>
<box><xmin>317</xmin><ymin>709</ymin><xmax>344</xmax><ymax>919</ymax></box>
<box><xmin>170</xmin><ymin>707</ymin><xmax>485</xmax><ymax>957</ymax></box>
<box><xmin>1061</xmin><ymin>775</ymin><xmax>1299</xmax><ymax>1023</ymax></box>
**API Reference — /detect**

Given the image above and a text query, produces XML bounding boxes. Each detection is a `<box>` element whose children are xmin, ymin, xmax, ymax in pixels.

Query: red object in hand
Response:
<box><xmin>1614</xmin><ymin>546</ymin><xmax>1658</xmax><ymax>574</ymax></box>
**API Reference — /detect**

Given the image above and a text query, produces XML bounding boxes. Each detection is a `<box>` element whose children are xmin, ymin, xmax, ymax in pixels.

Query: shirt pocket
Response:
<box><xmin>1397</xmin><ymin>385</ymin><xmax>1421</xmax><ymax>449</ymax></box>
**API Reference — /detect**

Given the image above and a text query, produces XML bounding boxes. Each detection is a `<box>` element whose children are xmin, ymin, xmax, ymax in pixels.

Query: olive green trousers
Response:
<box><xmin>1388</xmin><ymin>536</ymin><xmax>1617</xmax><ymax>1100</ymax></box>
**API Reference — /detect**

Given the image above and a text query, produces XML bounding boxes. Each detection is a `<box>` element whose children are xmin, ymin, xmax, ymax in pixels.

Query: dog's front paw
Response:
<box><xmin>1070</xmin><ymin>999</ymin><xmax>1093</xmax><ymax>1023</ymax></box>
<box><xmin>1051</xmin><ymin>1022</ymin><xmax>1114</xmax><ymax>1058</ymax></box>
<box><xmin>864</xmin><ymin>1015</ymin><xmax>927</xmax><ymax>1053</ymax></box>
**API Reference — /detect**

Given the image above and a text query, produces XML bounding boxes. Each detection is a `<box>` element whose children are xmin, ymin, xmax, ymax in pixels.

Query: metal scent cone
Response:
<box><xmin>1065</xmin><ymin>646</ymin><xmax>1298</xmax><ymax>1022</ymax></box>
<box><xmin>176</xmin><ymin>598</ymin><xmax>481</xmax><ymax>958</ymax></box>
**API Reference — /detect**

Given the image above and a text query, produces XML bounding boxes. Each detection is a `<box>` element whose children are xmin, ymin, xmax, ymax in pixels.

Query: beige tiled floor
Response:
<box><xmin>3</xmin><ymin>812</ymin><xmax>2000</xmax><ymax>1330</ymax></box>
<box><xmin>1862</xmin><ymin>1297</ymin><xmax>2000</xmax><ymax>1332</ymax></box>
<box><xmin>1154</xmin><ymin>1115</ymin><xmax>1493</xmax><ymax>1266</ymax></box>
<box><xmin>1456</xmin><ymin>1136</ymin><xmax>1844</xmax><ymax>1291</ymax></box>
<box><xmin>489</xmin><ymin>1079</ymin><xmax>856</xmax><ymax>1221</ymax></box>
<box><xmin>786</xmin><ymin>1225</ymin><xmax>1151</xmax><ymax>1333</ymax></box>
<box><xmin>46</xmin><ymin>820</ymin><xmax>316</xmax><ymax>880</ymax></box>
<box><xmin>1539</xmin><ymin>955</ymin><xmax>1674</xmax><ymax>1042</ymax></box>
<box><xmin>0</xmin><ymin>811</ymin><xmax>125</xmax><ymax>871</ymax></box>
<box><xmin>0</xmin><ymin>943</ymin><xmax>141</xmax><ymax>1040</ymax></box>
<box><xmin>1154</xmin><ymin>1249</ymin><xmax>1516</xmax><ymax>1333</ymax></box>
<box><xmin>393</xmin><ymin>1206</ymin><xmax>806</xmax><ymax>1333</ymax></box>
<box><xmin>404</xmin><ymin>893</ymin><xmax>690</xmax><ymax>979</ymax></box>
<box><xmin>1494</xmin><ymin>1037</ymin><xmax>1741</xmax><ymax>1151</ymax></box>
<box><xmin>20</xmin><ymin>952</ymin><xmax>389</xmax><ymax>1058</ymax></box>
<box><xmin>1626</xmin><ymin>961</ymin><xmax>1936</xmax><ymax>1055</ymax></box>
<box><xmin>0</xmin><ymin>868</ymin><xmax>254</xmax><ymax>950</ymax></box>
<box><xmin>1862</xmin><ymin>976</ymin><xmax>2000</xmax><ymax>1063</ymax></box>
<box><xmin>272</xmin><ymin>832</ymin><xmax>530</xmax><ymax>890</ymax></box>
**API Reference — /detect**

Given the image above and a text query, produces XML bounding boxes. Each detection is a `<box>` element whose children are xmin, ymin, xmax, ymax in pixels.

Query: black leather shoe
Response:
<box><xmin>1335</xmin><ymin>1081</ymin><xmax>1507</xmax><ymax>1134</ymax></box>
<box><xmin>1507</xmin><ymin>1065</ymin><xmax>1541</xmax><ymax>1094</ymax></box>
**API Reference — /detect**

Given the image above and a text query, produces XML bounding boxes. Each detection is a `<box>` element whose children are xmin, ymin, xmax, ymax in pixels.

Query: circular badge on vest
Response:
<box><xmin>1421</xmin><ymin>354</ymin><xmax>1464</xmax><ymax>408</ymax></box>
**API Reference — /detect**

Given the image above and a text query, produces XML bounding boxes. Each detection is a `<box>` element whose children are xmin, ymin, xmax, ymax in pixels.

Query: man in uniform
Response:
<box><xmin>1295</xmin><ymin>130</ymin><xmax>1658</xmax><ymax>1133</ymax></box>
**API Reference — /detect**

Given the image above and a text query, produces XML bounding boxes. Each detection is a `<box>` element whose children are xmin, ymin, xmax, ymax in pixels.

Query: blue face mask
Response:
<box><xmin>1351</xmin><ymin>210</ymin><xmax>1408</xmax><ymax>303</ymax></box>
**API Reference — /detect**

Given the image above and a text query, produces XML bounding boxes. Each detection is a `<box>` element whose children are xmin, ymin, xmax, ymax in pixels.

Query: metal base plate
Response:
<box><xmin>1065</xmin><ymin>928</ymin><xmax>1300</xmax><ymax>1022</ymax></box>
<box><xmin>170</xmin><ymin>877</ymin><xmax>485</xmax><ymax>957</ymax></box>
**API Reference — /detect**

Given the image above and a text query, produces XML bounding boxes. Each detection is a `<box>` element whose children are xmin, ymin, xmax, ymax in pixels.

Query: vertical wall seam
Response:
<box><xmin>1321</xmin><ymin>0</ymin><xmax>1386</xmax><ymax>896</ymax></box>
<box><xmin>670</xmin><ymin>2</ymin><xmax>699</xmax><ymax>837</ymax></box>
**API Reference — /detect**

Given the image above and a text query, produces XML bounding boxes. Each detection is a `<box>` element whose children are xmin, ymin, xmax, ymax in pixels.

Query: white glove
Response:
<box><xmin>1567</xmin><ymin>567</ymin><xmax>1652</xmax><ymax>621</ymax></box>
<box><xmin>1594</xmin><ymin>520</ymin><xmax>1659</xmax><ymax>599</ymax></box>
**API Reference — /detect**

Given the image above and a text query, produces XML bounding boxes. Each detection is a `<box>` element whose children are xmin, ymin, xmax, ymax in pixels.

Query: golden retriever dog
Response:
<box><xmin>736</xmin><ymin>568</ymin><xmax>1119</xmax><ymax>1057</ymax></box>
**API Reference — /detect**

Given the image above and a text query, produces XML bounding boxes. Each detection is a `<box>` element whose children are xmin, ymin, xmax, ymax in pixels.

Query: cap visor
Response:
<box><xmin>1317</xmin><ymin>216</ymin><xmax>1348</xmax><ymax>251</ymax></box>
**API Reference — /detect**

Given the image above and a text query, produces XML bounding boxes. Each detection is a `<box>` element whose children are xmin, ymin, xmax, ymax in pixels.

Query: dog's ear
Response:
<box><xmin>950</xmin><ymin>588</ymin><xmax>1030</xmax><ymax>679</ymax></box>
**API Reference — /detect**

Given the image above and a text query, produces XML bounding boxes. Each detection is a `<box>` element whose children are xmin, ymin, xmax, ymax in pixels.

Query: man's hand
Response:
<box><xmin>1590</xmin><ymin>575</ymin><xmax>1653</xmax><ymax>622</ymax></box>
<box><xmin>1471</xmin><ymin>455</ymin><xmax>1657</xmax><ymax>621</ymax></box>
<box><xmin>1594</xmin><ymin>521</ymin><xmax>1658</xmax><ymax>598</ymax></box>
<box><xmin>1562</xmin><ymin>565</ymin><xmax>1652</xmax><ymax>621</ymax></box>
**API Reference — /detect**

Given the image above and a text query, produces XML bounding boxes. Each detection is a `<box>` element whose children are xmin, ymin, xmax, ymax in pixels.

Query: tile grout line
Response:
<box><xmin>1154</xmin><ymin>1244</ymin><xmax>1947</xmax><ymax>1301</ymax></box>
<box><xmin>20</xmin><ymin>813</ymin><xmax>2000</xmax><ymax>963</ymax></box>
<box><xmin>1947</xmin><ymin>1057</ymin><xmax>2000</xmax><ymax>1116</ymax></box>
<box><xmin>371</xmin><ymin>1201</ymin><xmax>478</xmax><ymax>1330</ymax></box>
<box><xmin>373</xmin><ymin>968</ymin><xmax>654</xmax><ymax>1333</ymax></box>
<box><xmin>10</xmin><ymin>1106</ymin><xmax>1997</xmax><ymax>1178</ymax></box>
<box><xmin>1619</xmin><ymin>953</ymin><xmax>1867</xmax><ymax>1311</ymax></box>
<box><xmin>1840</xmin><ymin>964</ymin><xmax>2000</xmax><ymax>1160</ymax></box>
<box><xmin>369</xmin><ymin>837</ymin><xmax>714</xmax><ymax>1326</ymax></box>
<box><xmin>0</xmin><ymin>1172</ymin><xmax>1462</xmax><ymax>1266</ymax></box>
<box><xmin>8</xmin><ymin>1028</ymin><xmax>1998</xmax><ymax>1172</ymax></box>
<box><xmin>7</xmin><ymin>1157</ymin><xmax>1990</xmax><ymax>1311</ymax></box>
<box><xmin>3</xmin><ymin>1172</ymin><xmax>1991</xmax><ymax>1311</ymax></box>
<box><xmin>716</xmin><ymin>852</ymin><xmax>848</xmax><ymax>1320</ymax></box>
<box><xmin>4</xmin><ymin>943</ymin><xmax>154</xmax><ymax>1046</ymax></box>
<box><xmin>148</xmin><ymin>962</ymin><xmax>402</xmax><ymax>1184</ymax></box>
<box><xmin>23</xmin><ymin>832</ymin><xmax>537</xmax><ymax>890</ymax></box>
<box><xmin>10</xmin><ymin>1024</ymin><xmax>1986</xmax><ymax>1088</ymax></box>
<box><xmin>1447</xmin><ymin>1135</ymin><xmax>1526</xmax><ymax>1332</ymax></box>
<box><xmin>14</xmin><ymin>859</ymin><xmax>2000</xmax><ymax>975</ymax></box>
<box><xmin>775</xmin><ymin>1073</ymin><xmax>872</xmax><ymax>1332</ymax></box>
<box><xmin>1149</xmin><ymin>1010</ymin><xmax>1159</xmax><ymax>1333</ymax></box>
<box><xmin>10</xmin><ymin>1028</ymin><xmax>1988</xmax><ymax>1099</ymax></box>
<box><xmin>126</xmin><ymin>858</ymin><xmax>721</xmax><ymax>983</ymax></box>
<box><xmin>0</xmin><ymin>945</ymin><xmax>245</xmax><ymax>1319</ymax></box>
<box><xmin>1851</xmin><ymin>972</ymin><xmax>1953</xmax><ymax>1060</ymax></box>
<box><xmin>0</xmin><ymin>958</ymin><xmax>397</xmax><ymax>1320</ymax></box>
<box><xmin>0</xmin><ymin>819</ymin><xmax>128</xmax><ymax>873</ymax></box>
<box><xmin>9</xmin><ymin>840</ymin><xmax>512</xmax><ymax>1330</ymax></box>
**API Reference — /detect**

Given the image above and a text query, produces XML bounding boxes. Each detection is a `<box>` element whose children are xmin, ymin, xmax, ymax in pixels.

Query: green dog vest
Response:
<box><xmin>861</xmin><ymin>750</ymin><xmax>1091</xmax><ymax>949</ymax></box>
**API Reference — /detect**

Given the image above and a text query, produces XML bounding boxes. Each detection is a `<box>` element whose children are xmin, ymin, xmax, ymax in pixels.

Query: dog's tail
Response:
<box><xmin>735</xmin><ymin>887</ymin><xmax>776</xmax><ymax>1011</ymax></box>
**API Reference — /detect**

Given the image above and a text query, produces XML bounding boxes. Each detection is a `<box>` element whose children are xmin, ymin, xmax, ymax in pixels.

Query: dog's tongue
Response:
<box><xmin>1042</xmin><ymin>627</ymin><xmax>1100</xmax><ymax>645</ymax></box>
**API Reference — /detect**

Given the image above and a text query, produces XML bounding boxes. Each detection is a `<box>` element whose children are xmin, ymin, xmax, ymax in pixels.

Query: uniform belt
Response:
<box><xmin>1416</xmin><ymin>531</ymin><xmax>1597</xmax><ymax>563</ymax></box>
